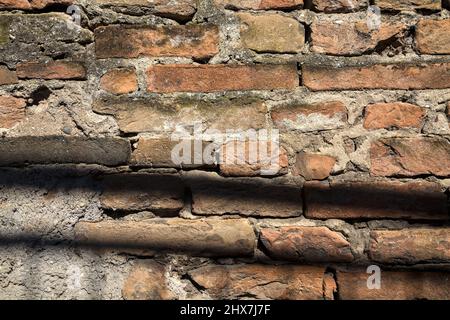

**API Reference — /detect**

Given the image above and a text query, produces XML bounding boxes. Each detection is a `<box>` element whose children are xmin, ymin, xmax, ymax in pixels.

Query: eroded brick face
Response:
<box><xmin>1</xmin><ymin>0</ymin><xmax>449</xmax><ymax>301</ymax></box>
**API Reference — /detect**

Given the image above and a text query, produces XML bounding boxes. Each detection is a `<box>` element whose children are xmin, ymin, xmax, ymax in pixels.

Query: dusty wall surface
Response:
<box><xmin>0</xmin><ymin>0</ymin><xmax>449</xmax><ymax>300</ymax></box>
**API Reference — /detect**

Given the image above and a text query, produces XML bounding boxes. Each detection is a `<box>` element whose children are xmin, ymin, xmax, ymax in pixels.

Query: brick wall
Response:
<box><xmin>0</xmin><ymin>0</ymin><xmax>449</xmax><ymax>300</ymax></box>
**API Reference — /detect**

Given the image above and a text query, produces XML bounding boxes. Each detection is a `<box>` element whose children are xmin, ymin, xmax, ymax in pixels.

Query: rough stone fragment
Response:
<box><xmin>416</xmin><ymin>19</ymin><xmax>450</xmax><ymax>54</ymax></box>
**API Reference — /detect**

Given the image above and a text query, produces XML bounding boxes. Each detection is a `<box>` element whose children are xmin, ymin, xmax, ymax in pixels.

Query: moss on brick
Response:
<box><xmin>0</xmin><ymin>18</ymin><xmax>10</xmax><ymax>45</ymax></box>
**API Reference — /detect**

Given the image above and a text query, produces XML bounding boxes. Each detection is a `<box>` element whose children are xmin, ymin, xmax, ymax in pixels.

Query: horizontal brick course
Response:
<box><xmin>189</xmin><ymin>264</ymin><xmax>333</xmax><ymax>300</ymax></box>
<box><xmin>95</xmin><ymin>24</ymin><xmax>219</xmax><ymax>59</ymax></box>
<box><xmin>305</xmin><ymin>180</ymin><xmax>448</xmax><ymax>220</ymax></box>
<box><xmin>303</xmin><ymin>63</ymin><xmax>450</xmax><ymax>91</ymax></box>
<box><xmin>260</xmin><ymin>226</ymin><xmax>354</xmax><ymax>263</ymax></box>
<box><xmin>74</xmin><ymin>218</ymin><xmax>256</xmax><ymax>257</ymax></box>
<box><xmin>370</xmin><ymin>137</ymin><xmax>450</xmax><ymax>177</ymax></box>
<box><xmin>0</xmin><ymin>136</ymin><xmax>130</xmax><ymax>166</ymax></box>
<box><xmin>338</xmin><ymin>271</ymin><xmax>450</xmax><ymax>300</ymax></box>
<box><xmin>146</xmin><ymin>64</ymin><xmax>299</xmax><ymax>93</ymax></box>
<box><xmin>369</xmin><ymin>228</ymin><xmax>450</xmax><ymax>264</ymax></box>
<box><xmin>16</xmin><ymin>61</ymin><xmax>86</xmax><ymax>80</ymax></box>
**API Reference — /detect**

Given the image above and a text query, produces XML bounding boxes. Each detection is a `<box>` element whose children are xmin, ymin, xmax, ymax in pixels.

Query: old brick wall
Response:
<box><xmin>0</xmin><ymin>0</ymin><xmax>449</xmax><ymax>300</ymax></box>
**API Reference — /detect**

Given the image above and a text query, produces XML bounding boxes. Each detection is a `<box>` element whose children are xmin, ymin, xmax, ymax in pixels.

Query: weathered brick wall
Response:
<box><xmin>0</xmin><ymin>0</ymin><xmax>449</xmax><ymax>300</ymax></box>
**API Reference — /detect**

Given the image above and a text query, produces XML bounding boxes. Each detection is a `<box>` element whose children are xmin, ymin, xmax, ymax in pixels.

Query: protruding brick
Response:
<box><xmin>215</xmin><ymin>0</ymin><xmax>304</xmax><ymax>10</ymax></box>
<box><xmin>93</xmin><ymin>96</ymin><xmax>268</xmax><ymax>133</ymax></box>
<box><xmin>186</xmin><ymin>171</ymin><xmax>303</xmax><ymax>218</ymax></box>
<box><xmin>271</xmin><ymin>101</ymin><xmax>347</xmax><ymax>132</ymax></box>
<box><xmin>100</xmin><ymin>174</ymin><xmax>184</xmax><ymax>214</ymax></box>
<box><xmin>375</xmin><ymin>0</ymin><xmax>441</xmax><ymax>11</ymax></box>
<box><xmin>0</xmin><ymin>66</ymin><xmax>18</xmax><ymax>85</ymax></box>
<box><xmin>305</xmin><ymin>180</ymin><xmax>448</xmax><ymax>220</ymax></box>
<box><xmin>364</xmin><ymin>102</ymin><xmax>425</xmax><ymax>129</ymax></box>
<box><xmin>122</xmin><ymin>261</ymin><xmax>174</xmax><ymax>300</ymax></box>
<box><xmin>238</xmin><ymin>13</ymin><xmax>305</xmax><ymax>53</ymax></box>
<box><xmin>369</xmin><ymin>228</ymin><xmax>450</xmax><ymax>264</ymax></box>
<box><xmin>100</xmin><ymin>68</ymin><xmax>138</xmax><ymax>95</ymax></box>
<box><xmin>131</xmin><ymin>137</ymin><xmax>215</xmax><ymax>169</ymax></box>
<box><xmin>293</xmin><ymin>152</ymin><xmax>336</xmax><ymax>180</ymax></box>
<box><xmin>189</xmin><ymin>264</ymin><xmax>333</xmax><ymax>300</ymax></box>
<box><xmin>260</xmin><ymin>226</ymin><xmax>354</xmax><ymax>263</ymax></box>
<box><xmin>93</xmin><ymin>0</ymin><xmax>197</xmax><ymax>21</ymax></box>
<box><xmin>338</xmin><ymin>271</ymin><xmax>450</xmax><ymax>300</ymax></box>
<box><xmin>416</xmin><ymin>19</ymin><xmax>450</xmax><ymax>54</ymax></box>
<box><xmin>311</xmin><ymin>20</ymin><xmax>406</xmax><ymax>56</ymax></box>
<box><xmin>0</xmin><ymin>136</ymin><xmax>130</xmax><ymax>166</ymax></box>
<box><xmin>303</xmin><ymin>63</ymin><xmax>450</xmax><ymax>91</ymax></box>
<box><xmin>95</xmin><ymin>24</ymin><xmax>218</xmax><ymax>59</ymax></box>
<box><xmin>312</xmin><ymin>0</ymin><xmax>366</xmax><ymax>12</ymax></box>
<box><xmin>370</xmin><ymin>137</ymin><xmax>450</xmax><ymax>177</ymax></box>
<box><xmin>146</xmin><ymin>64</ymin><xmax>299</xmax><ymax>93</ymax></box>
<box><xmin>74</xmin><ymin>218</ymin><xmax>256</xmax><ymax>257</ymax></box>
<box><xmin>0</xmin><ymin>95</ymin><xmax>26</xmax><ymax>128</ymax></box>
<box><xmin>219</xmin><ymin>140</ymin><xmax>288</xmax><ymax>177</ymax></box>
<box><xmin>0</xmin><ymin>0</ymin><xmax>72</xmax><ymax>10</ymax></box>
<box><xmin>16</xmin><ymin>61</ymin><xmax>86</xmax><ymax>80</ymax></box>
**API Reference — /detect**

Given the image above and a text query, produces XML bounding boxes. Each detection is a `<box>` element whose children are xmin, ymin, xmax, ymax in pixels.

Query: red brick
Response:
<box><xmin>303</xmin><ymin>63</ymin><xmax>450</xmax><ymax>91</ymax></box>
<box><xmin>189</xmin><ymin>265</ymin><xmax>334</xmax><ymax>300</ymax></box>
<box><xmin>214</xmin><ymin>0</ymin><xmax>303</xmax><ymax>10</ymax></box>
<box><xmin>370</xmin><ymin>137</ymin><xmax>450</xmax><ymax>177</ymax></box>
<box><xmin>338</xmin><ymin>271</ymin><xmax>450</xmax><ymax>300</ymax></box>
<box><xmin>93</xmin><ymin>0</ymin><xmax>197</xmax><ymax>21</ymax></box>
<box><xmin>260</xmin><ymin>226</ymin><xmax>354</xmax><ymax>263</ymax></box>
<box><xmin>122</xmin><ymin>261</ymin><xmax>174</xmax><ymax>300</ymax></box>
<box><xmin>0</xmin><ymin>0</ymin><xmax>72</xmax><ymax>9</ymax></box>
<box><xmin>293</xmin><ymin>152</ymin><xmax>336</xmax><ymax>180</ymax></box>
<box><xmin>0</xmin><ymin>66</ymin><xmax>18</xmax><ymax>85</ymax></box>
<box><xmin>416</xmin><ymin>19</ymin><xmax>450</xmax><ymax>54</ymax></box>
<box><xmin>312</xmin><ymin>0</ymin><xmax>366</xmax><ymax>12</ymax></box>
<box><xmin>187</xmin><ymin>171</ymin><xmax>303</xmax><ymax>218</ymax></box>
<box><xmin>219</xmin><ymin>140</ymin><xmax>288</xmax><ymax>177</ymax></box>
<box><xmin>271</xmin><ymin>101</ymin><xmax>347</xmax><ymax>132</ymax></box>
<box><xmin>74</xmin><ymin>218</ymin><xmax>256</xmax><ymax>258</ymax></box>
<box><xmin>305</xmin><ymin>180</ymin><xmax>448</xmax><ymax>220</ymax></box>
<box><xmin>0</xmin><ymin>95</ymin><xmax>26</xmax><ymax>129</ymax></box>
<box><xmin>375</xmin><ymin>0</ymin><xmax>441</xmax><ymax>11</ymax></box>
<box><xmin>364</xmin><ymin>102</ymin><xmax>425</xmax><ymax>129</ymax></box>
<box><xmin>311</xmin><ymin>20</ymin><xmax>406</xmax><ymax>56</ymax></box>
<box><xmin>93</xmin><ymin>96</ymin><xmax>268</xmax><ymax>133</ymax></box>
<box><xmin>0</xmin><ymin>136</ymin><xmax>130</xmax><ymax>166</ymax></box>
<box><xmin>95</xmin><ymin>24</ymin><xmax>218</xmax><ymax>60</ymax></box>
<box><xmin>100</xmin><ymin>174</ymin><xmax>184</xmax><ymax>215</ymax></box>
<box><xmin>131</xmin><ymin>137</ymin><xmax>215</xmax><ymax>169</ymax></box>
<box><xmin>16</xmin><ymin>61</ymin><xmax>86</xmax><ymax>80</ymax></box>
<box><xmin>100</xmin><ymin>68</ymin><xmax>138</xmax><ymax>95</ymax></box>
<box><xmin>147</xmin><ymin>64</ymin><xmax>298</xmax><ymax>93</ymax></box>
<box><xmin>369</xmin><ymin>228</ymin><xmax>450</xmax><ymax>264</ymax></box>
